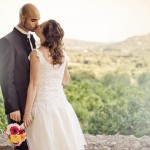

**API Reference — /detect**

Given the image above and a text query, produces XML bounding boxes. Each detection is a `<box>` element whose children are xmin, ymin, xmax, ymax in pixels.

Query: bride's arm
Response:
<box><xmin>23</xmin><ymin>51</ymin><xmax>40</xmax><ymax>127</ymax></box>
<box><xmin>62</xmin><ymin>62</ymin><xmax>70</xmax><ymax>86</ymax></box>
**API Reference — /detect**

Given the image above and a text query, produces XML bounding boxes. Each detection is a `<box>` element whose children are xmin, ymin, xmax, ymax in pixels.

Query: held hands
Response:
<box><xmin>10</xmin><ymin>110</ymin><xmax>21</xmax><ymax>122</ymax></box>
<box><xmin>23</xmin><ymin>113</ymin><xmax>33</xmax><ymax>128</ymax></box>
<box><xmin>10</xmin><ymin>111</ymin><xmax>33</xmax><ymax>128</ymax></box>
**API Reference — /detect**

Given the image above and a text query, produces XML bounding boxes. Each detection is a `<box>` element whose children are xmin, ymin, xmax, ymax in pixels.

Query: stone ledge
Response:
<box><xmin>0</xmin><ymin>146</ymin><xmax>13</xmax><ymax>150</ymax></box>
<box><xmin>0</xmin><ymin>134</ymin><xmax>13</xmax><ymax>150</ymax></box>
<box><xmin>84</xmin><ymin>134</ymin><xmax>150</xmax><ymax>150</ymax></box>
<box><xmin>0</xmin><ymin>134</ymin><xmax>150</xmax><ymax>150</ymax></box>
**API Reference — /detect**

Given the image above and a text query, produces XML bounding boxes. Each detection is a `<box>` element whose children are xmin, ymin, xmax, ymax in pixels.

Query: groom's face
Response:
<box><xmin>23</xmin><ymin>17</ymin><xmax>40</xmax><ymax>32</ymax></box>
<box><xmin>21</xmin><ymin>9</ymin><xmax>40</xmax><ymax>32</ymax></box>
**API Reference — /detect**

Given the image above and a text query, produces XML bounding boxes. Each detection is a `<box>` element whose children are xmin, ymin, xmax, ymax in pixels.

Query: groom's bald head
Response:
<box><xmin>18</xmin><ymin>3</ymin><xmax>40</xmax><ymax>32</ymax></box>
<box><xmin>20</xmin><ymin>3</ymin><xmax>40</xmax><ymax>18</ymax></box>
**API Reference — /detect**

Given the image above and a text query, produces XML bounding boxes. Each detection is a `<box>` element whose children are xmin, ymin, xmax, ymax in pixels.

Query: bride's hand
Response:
<box><xmin>23</xmin><ymin>113</ymin><xmax>33</xmax><ymax>128</ymax></box>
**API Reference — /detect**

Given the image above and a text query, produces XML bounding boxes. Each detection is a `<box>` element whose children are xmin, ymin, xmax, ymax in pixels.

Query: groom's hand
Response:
<box><xmin>10</xmin><ymin>110</ymin><xmax>21</xmax><ymax>122</ymax></box>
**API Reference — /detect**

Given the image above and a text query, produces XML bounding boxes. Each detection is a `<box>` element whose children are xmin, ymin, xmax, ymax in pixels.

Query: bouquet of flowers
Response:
<box><xmin>4</xmin><ymin>123</ymin><xmax>26</xmax><ymax>146</ymax></box>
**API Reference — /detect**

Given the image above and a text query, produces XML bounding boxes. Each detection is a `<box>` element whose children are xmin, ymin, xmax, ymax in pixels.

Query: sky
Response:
<box><xmin>0</xmin><ymin>0</ymin><xmax>150</xmax><ymax>42</ymax></box>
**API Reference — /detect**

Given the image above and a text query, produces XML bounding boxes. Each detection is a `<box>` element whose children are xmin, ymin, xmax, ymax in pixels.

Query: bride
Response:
<box><xmin>23</xmin><ymin>19</ymin><xmax>87</xmax><ymax>150</ymax></box>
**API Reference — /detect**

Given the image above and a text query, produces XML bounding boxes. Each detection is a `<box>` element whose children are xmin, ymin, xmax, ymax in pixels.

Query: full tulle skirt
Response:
<box><xmin>26</xmin><ymin>101</ymin><xmax>87</xmax><ymax>150</ymax></box>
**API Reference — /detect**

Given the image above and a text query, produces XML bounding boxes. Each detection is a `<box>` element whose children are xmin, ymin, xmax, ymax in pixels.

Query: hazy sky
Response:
<box><xmin>0</xmin><ymin>0</ymin><xmax>150</xmax><ymax>42</ymax></box>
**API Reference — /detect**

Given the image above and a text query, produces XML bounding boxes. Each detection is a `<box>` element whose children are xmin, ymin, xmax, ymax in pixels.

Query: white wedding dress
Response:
<box><xmin>26</xmin><ymin>49</ymin><xmax>87</xmax><ymax>150</ymax></box>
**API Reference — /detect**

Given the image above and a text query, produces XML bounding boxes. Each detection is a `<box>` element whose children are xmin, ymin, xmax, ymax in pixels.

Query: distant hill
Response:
<box><xmin>64</xmin><ymin>33</ymin><xmax>150</xmax><ymax>51</ymax></box>
<box><xmin>105</xmin><ymin>33</ymin><xmax>150</xmax><ymax>51</ymax></box>
<box><xmin>64</xmin><ymin>38</ymin><xmax>106</xmax><ymax>51</ymax></box>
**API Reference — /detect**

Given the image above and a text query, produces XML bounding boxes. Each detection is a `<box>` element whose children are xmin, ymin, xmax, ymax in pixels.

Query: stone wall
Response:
<box><xmin>0</xmin><ymin>134</ymin><xmax>13</xmax><ymax>150</ymax></box>
<box><xmin>84</xmin><ymin>134</ymin><xmax>150</xmax><ymax>150</ymax></box>
<box><xmin>0</xmin><ymin>134</ymin><xmax>150</xmax><ymax>150</ymax></box>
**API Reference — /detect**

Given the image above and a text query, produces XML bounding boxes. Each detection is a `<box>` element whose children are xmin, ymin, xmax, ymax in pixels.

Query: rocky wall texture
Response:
<box><xmin>0</xmin><ymin>134</ymin><xmax>150</xmax><ymax>150</ymax></box>
<box><xmin>84</xmin><ymin>134</ymin><xmax>150</xmax><ymax>150</ymax></box>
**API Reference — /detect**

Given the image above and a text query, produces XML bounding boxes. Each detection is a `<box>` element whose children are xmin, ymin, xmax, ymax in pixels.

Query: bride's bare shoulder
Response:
<box><xmin>38</xmin><ymin>46</ymin><xmax>48</xmax><ymax>53</ymax></box>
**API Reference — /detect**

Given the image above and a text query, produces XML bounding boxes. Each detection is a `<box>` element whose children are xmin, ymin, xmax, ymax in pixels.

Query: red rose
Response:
<box><xmin>10</xmin><ymin>126</ymin><xmax>19</xmax><ymax>135</ymax></box>
<box><xmin>19</xmin><ymin>129</ymin><xmax>25</xmax><ymax>134</ymax></box>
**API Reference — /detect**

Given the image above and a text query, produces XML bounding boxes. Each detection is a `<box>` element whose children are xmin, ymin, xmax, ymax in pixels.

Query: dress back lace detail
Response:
<box><xmin>33</xmin><ymin>49</ymin><xmax>67</xmax><ymax>105</ymax></box>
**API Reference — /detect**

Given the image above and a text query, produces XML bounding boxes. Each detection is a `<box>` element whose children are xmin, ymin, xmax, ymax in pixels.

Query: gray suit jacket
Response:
<box><xmin>0</xmin><ymin>28</ymin><xmax>36</xmax><ymax>116</ymax></box>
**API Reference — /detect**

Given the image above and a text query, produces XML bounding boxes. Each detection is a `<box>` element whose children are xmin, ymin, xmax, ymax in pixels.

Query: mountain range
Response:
<box><xmin>64</xmin><ymin>33</ymin><xmax>150</xmax><ymax>51</ymax></box>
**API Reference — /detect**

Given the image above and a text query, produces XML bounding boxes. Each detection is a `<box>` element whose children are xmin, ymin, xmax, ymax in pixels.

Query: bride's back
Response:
<box><xmin>33</xmin><ymin>48</ymin><xmax>66</xmax><ymax>88</ymax></box>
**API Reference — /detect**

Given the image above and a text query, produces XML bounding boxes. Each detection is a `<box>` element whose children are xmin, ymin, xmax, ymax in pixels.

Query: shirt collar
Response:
<box><xmin>15</xmin><ymin>26</ymin><xmax>30</xmax><ymax>38</ymax></box>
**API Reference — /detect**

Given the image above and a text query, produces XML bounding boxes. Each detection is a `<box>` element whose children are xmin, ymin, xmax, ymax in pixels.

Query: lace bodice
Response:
<box><xmin>30</xmin><ymin>49</ymin><xmax>67</xmax><ymax>104</ymax></box>
<box><xmin>33</xmin><ymin>49</ymin><xmax>66</xmax><ymax>87</ymax></box>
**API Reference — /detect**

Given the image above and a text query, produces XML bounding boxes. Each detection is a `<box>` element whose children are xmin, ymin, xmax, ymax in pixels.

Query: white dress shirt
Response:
<box><xmin>15</xmin><ymin>26</ymin><xmax>33</xmax><ymax>50</ymax></box>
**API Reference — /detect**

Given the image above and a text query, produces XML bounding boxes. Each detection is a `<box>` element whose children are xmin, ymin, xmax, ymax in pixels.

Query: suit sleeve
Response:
<box><xmin>0</xmin><ymin>38</ymin><xmax>20</xmax><ymax>114</ymax></box>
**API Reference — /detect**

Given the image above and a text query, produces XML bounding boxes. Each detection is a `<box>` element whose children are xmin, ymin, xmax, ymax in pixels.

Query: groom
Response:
<box><xmin>0</xmin><ymin>3</ymin><xmax>40</xmax><ymax>150</ymax></box>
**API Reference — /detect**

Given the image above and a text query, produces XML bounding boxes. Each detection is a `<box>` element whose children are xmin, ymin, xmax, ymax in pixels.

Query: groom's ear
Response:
<box><xmin>20</xmin><ymin>14</ymin><xmax>25</xmax><ymax>22</ymax></box>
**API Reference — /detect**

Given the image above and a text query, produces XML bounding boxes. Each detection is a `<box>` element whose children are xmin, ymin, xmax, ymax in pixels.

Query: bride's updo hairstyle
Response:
<box><xmin>41</xmin><ymin>19</ymin><xmax>64</xmax><ymax>65</ymax></box>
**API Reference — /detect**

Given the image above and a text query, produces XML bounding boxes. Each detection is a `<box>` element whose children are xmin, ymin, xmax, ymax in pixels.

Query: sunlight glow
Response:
<box><xmin>0</xmin><ymin>0</ymin><xmax>150</xmax><ymax>42</ymax></box>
